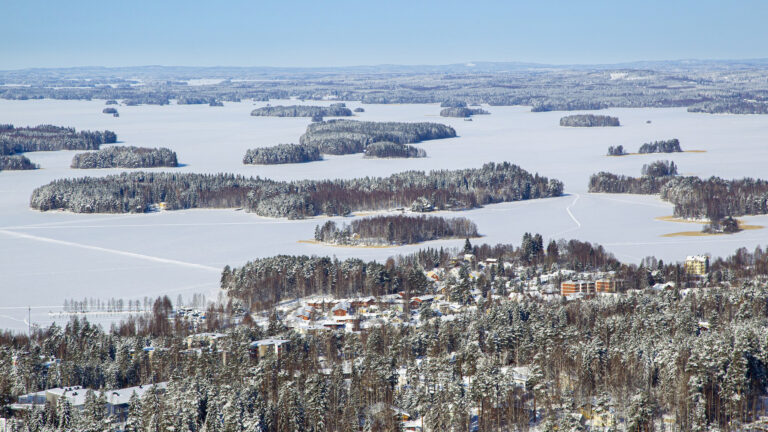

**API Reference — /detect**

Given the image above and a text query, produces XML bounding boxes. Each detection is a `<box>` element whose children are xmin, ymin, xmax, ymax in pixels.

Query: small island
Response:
<box><xmin>363</xmin><ymin>142</ymin><xmax>426</xmax><ymax>158</ymax></box>
<box><xmin>639</xmin><ymin>138</ymin><xmax>682</xmax><ymax>154</ymax></box>
<box><xmin>71</xmin><ymin>146</ymin><xmax>178</xmax><ymax>169</ymax></box>
<box><xmin>313</xmin><ymin>214</ymin><xmax>479</xmax><ymax>246</ymax></box>
<box><xmin>102</xmin><ymin>107</ymin><xmax>118</xmax><ymax>114</ymax></box>
<box><xmin>560</xmin><ymin>114</ymin><xmax>620</xmax><ymax>127</ymax></box>
<box><xmin>0</xmin><ymin>155</ymin><xmax>37</xmax><ymax>171</ymax></box>
<box><xmin>300</xmin><ymin>119</ymin><xmax>456</xmax><ymax>155</ymax></box>
<box><xmin>243</xmin><ymin>143</ymin><xmax>322</xmax><ymax>165</ymax></box>
<box><xmin>250</xmin><ymin>105</ymin><xmax>353</xmax><ymax>117</ymax></box>
<box><xmin>440</xmin><ymin>107</ymin><xmax>489</xmax><ymax>118</ymax></box>
<box><xmin>607</xmin><ymin>145</ymin><xmax>627</xmax><ymax>156</ymax></box>
<box><xmin>353</xmin><ymin>107</ymin><xmax>365</xmax><ymax>113</ymax></box>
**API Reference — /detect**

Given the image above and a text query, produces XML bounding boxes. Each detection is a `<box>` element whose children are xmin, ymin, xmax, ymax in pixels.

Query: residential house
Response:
<box><xmin>249</xmin><ymin>339</ymin><xmax>290</xmax><ymax>358</ymax></box>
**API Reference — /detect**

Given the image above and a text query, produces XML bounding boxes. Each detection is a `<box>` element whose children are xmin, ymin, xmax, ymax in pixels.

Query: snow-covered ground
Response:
<box><xmin>2</xmin><ymin>99</ymin><xmax>768</xmax><ymax>330</ymax></box>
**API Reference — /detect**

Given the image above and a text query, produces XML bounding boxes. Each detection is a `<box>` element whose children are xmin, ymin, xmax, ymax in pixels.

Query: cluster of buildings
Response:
<box><xmin>10</xmin><ymin>383</ymin><xmax>167</xmax><ymax>422</ymax></box>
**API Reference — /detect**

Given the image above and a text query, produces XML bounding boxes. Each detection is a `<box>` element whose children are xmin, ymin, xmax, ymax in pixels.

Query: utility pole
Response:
<box><xmin>28</xmin><ymin>306</ymin><xmax>31</xmax><ymax>350</ymax></box>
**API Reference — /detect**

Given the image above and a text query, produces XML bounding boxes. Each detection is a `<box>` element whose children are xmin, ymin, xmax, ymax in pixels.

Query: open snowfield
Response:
<box><xmin>2</xmin><ymin>98</ymin><xmax>768</xmax><ymax>330</ymax></box>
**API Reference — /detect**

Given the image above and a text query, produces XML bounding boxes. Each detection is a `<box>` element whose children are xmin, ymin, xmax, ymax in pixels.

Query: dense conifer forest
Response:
<box><xmin>70</xmin><ymin>147</ymin><xmax>178</xmax><ymax>169</ymax></box>
<box><xmin>313</xmin><ymin>214</ymin><xmax>479</xmax><ymax>246</ymax></box>
<box><xmin>0</xmin><ymin>124</ymin><xmax>117</xmax><ymax>156</ymax></box>
<box><xmin>559</xmin><ymin>114</ymin><xmax>620</xmax><ymax>127</ymax></box>
<box><xmin>243</xmin><ymin>144</ymin><xmax>322</xmax><ymax>165</ymax></box>
<box><xmin>30</xmin><ymin>162</ymin><xmax>563</xmax><ymax>218</ymax></box>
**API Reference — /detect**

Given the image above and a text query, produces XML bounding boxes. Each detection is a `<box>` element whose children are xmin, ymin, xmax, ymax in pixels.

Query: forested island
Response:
<box><xmin>243</xmin><ymin>143</ymin><xmax>322</xmax><ymax>165</ymax></box>
<box><xmin>30</xmin><ymin>162</ymin><xmax>563</xmax><ymax>218</ymax></box>
<box><xmin>299</xmin><ymin>119</ymin><xmax>456</xmax><ymax>155</ymax></box>
<box><xmin>313</xmin><ymin>214</ymin><xmax>478</xmax><ymax>246</ymax></box>
<box><xmin>363</xmin><ymin>142</ymin><xmax>425</xmax><ymax>158</ymax></box>
<box><xmin>559</xmin><ymin>114</ymin><xmax>620</xmax><ymax>127</ymax></box>
<box><xmin>102</xmin><ymin>107</ymin><xmax>118</xmax><ymax>114</ymax></box>
<box><xmin>639</xmin><ymin>138</ymin><xmax>682</xmax><ymax>153</ymax></box>
<box><xmin>589</xmin><ymin>160</ymin><xmax>679</xmax><ymax>195</ymax></box>
<box><xmin>70</xmin><ymin>146</ymin><xmax>178</xmax><ymax>169</ymax></box>
<box><xmin>0</xmin><ymin>155</ymin><xmax>37</xmax><ymax>171</ymax></box>
<box><xmin>439</xmin><ymin>107</ymin><xmax>490</xmax><ymax>118</ymax></box>
<box><xmin>0</xmin><ymin>124</ymin><xmax>117</xmax><ymax>156</ymax></box>
<box><xmin>591</xmin><ymin>161</ymin><xmax>768</xmax><ymax>230</ymax></box>
<box><xmin>250</xmin><ymin>105</ymin><xmax>353</xmax><ymax>117</ymax></box>
<box><xmin>608</xmin><ymin>139</ymin><xmax>683</xmax><ymax>156</ymax></box>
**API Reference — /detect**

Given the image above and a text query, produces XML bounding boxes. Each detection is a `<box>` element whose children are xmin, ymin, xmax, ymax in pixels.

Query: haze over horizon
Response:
<box><xmin>3</xmin><ymin>0</ymin><xmax>768</xmax><ymax>69</ymax></box>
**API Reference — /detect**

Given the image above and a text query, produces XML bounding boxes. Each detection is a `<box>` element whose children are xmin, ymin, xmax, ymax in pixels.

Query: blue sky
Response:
<box><xmin>2</xmin><ymin>0</ymin><xmax>767</xmax><ymax>69</ymax></box>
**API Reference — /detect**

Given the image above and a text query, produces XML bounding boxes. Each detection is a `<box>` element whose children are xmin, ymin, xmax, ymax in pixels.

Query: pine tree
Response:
<box><xmin>124</xmin><ymin>392</ymin><xmax>143</xmax><ymax>432</ymax></box>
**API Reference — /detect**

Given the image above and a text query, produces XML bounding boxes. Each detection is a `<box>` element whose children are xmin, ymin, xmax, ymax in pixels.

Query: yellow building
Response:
<box><xmin>685</xmin><ymin>255</ymin><xmax>709</xmax><ymax>275</ymax></box>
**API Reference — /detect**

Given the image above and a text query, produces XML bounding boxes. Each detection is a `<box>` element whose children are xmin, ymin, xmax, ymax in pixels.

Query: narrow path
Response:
<box><xmin>0</xmin><ymin>229</ymin><xmax>221</xmax><ymax>273</ymax></box>
<box><xmin>565</xmin><ymin>193</ymin><xmax>581</xmax><ymax>228</ymax></box>
<box><xmin>546</xmin><ymin>193</ymin><xmax>582</xmax><ymax>239</ymax></box>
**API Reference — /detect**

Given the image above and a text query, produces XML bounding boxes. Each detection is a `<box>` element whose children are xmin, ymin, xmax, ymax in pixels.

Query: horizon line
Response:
<box><xmin>4</xmin><ymin>57</ymin><xmax>768</xmax><ymax>73</ymax></box>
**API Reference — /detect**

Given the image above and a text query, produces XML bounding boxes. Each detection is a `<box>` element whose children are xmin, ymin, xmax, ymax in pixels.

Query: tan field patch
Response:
<box><xmin>657</xmin><ymin>216</ymin><xmax>763</xmax><ymax>237</ymax></box>
<box><xmin>607</xmin><ymin>150</ymin><xmax>706</xmax><ymax>157</ymax></box>
<box><xmin>655</xmin><ymin>215</ymin><xmax>708</xmax><ymax>224</ymax></box>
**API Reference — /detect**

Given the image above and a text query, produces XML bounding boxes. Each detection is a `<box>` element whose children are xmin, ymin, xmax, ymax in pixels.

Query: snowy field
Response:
<box><xmin>2</xmin><ymin>99</ymin><xmax>768</xmax><ymax>330</ymax></box>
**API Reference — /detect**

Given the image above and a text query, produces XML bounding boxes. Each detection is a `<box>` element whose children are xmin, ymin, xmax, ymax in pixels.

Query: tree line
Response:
<box><xmin>31</xmin><ymin>162</ymin><xmax>563</xmax><ymax>218</ymax></box>
<box><xmin>70</xmin><ymin>146</ymin><xmax>178</xmax><ymax>169</ymax></box>
<box><xmin>313</xmin><ymin>214</ymin><xmax>479</xmax><ymax>246</ymax></box>
<box><xmin>688</xmin><ymin>100</ymin><xmax>768</xmax><ymax>114</ymax></box>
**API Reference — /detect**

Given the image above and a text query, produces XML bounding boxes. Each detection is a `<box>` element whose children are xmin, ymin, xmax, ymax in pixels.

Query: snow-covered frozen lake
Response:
<box><xmin>2</xmin><ymin>98</ymin><xmax>768</xmax><ymax>330</ymax></box>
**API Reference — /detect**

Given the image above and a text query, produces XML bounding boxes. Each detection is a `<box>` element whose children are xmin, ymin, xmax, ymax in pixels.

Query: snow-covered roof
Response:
<box><xmin>250</xmin><ymin>338</ymin><xmax>290</xmax><ymax>347</ymax></box>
